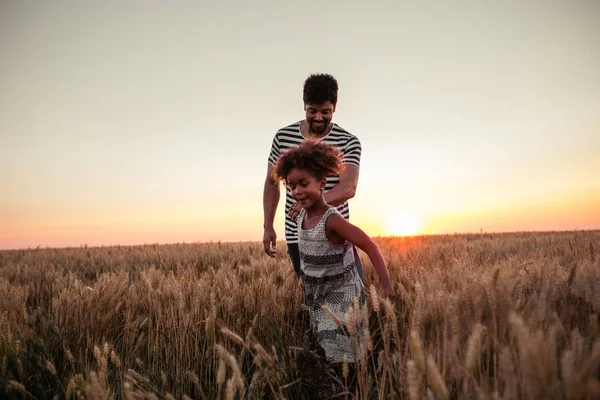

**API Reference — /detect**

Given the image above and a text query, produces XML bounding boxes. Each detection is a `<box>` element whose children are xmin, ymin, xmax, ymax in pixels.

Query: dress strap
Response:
<box><xmin>296</xmin><ymin>208</ymin><xmax>306</xmax><ymax>225</ymax></box>
<box><xmin>322</xmin><ymin>207</ymin><xmax>339</xmax><ymax>225</ymax></box>
<box><xmin>324</xmin><ymin>207</ymin><xmax>338</xmax><ymax>217</ymax></box>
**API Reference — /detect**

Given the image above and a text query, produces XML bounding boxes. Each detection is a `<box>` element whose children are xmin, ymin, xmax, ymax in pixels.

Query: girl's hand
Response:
<box><xmin>379</xmin><ymin>282</ymin><xmax>395</xmax><ymax>298</ymax></box>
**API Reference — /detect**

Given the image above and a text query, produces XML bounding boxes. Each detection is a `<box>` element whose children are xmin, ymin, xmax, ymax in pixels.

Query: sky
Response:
<box><xmin>1</xmin><ymin>0</ymin><xmax>599</xmax><ymax>250</ymax></box>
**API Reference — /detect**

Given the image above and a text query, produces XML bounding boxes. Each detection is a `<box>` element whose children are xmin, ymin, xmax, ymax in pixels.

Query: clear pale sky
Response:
<box><xmin>1</xmin><ymin>0</ymin><xmax>599</xmax><ymax>249</ymax></box>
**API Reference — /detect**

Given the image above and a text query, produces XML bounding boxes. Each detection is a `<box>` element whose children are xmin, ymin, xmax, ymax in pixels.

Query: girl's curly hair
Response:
<box><xmin>272</xmin><ymin>140</ymin><xmax>343</xmax><ymax>184</ymax></box>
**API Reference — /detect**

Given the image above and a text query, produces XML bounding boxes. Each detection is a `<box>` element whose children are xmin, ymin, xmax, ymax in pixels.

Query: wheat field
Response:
<box><xmin>0</xmin><ymin>231</ymin><xmax>599</xmax><ymax>399</ymax></box>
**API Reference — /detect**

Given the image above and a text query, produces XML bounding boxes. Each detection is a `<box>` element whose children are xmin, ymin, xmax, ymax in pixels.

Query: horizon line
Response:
<box><xmin>1</xmin><ymin>228</ymin><xmax>598</xmax><ymax>252</ymax></box>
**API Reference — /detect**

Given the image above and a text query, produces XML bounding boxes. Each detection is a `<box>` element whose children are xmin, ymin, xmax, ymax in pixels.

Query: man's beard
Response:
<box><xmin>309</xmin><ymin>119</ymin><xmax>330</xmax><ymax>134</ymax></box>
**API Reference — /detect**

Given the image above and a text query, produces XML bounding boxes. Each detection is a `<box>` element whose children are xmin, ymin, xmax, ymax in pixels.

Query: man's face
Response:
<box><xmin>304</xmin><ymin>101</ymin><xmax>336</xmax><ymax>134</ymax></box>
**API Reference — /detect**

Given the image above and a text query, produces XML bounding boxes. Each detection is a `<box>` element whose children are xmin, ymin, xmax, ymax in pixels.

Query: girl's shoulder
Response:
<box><xmin>324</xmin><ymin>207</ymin><xmax>340</xmax><ymax>217</ymax></box>
<box><xmin>325</xmin><ymin>208</ymin><xmax>358</xmax><ymax>235</ymax></box>
<box><xmin>323</xmin><ymin>207</ymin><xmax>344</xmax><ymax>226</ymax></box>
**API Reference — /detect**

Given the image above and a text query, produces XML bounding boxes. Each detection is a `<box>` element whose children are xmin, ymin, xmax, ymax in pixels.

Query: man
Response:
<box><xmin>263</xmin><ymin>73</ymin><xmax>365</xmax><ymax>282</ymax></box>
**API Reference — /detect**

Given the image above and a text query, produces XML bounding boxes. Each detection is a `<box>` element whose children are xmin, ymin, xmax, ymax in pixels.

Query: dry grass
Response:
<box><xmin>0</xmin><ymin>231</ymin><xmax>599</xmax><ymax>399</ymax></box>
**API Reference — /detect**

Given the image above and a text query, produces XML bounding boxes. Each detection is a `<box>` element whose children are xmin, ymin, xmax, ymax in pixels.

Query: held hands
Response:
<box><xmin>287</xmin><ymin>201</ymin><xmax>302</xmax><ymax>221</ymax></box>
<box><xmin>263</xmin><ymin>227</ymin><xmax>277</xmax><ymax>257</ymax></box>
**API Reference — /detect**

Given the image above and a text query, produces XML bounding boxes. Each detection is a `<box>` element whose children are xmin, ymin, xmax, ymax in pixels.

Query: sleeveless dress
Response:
<box><xmin>297</xmin><ymin>207</ymin><xmax>366</xmax><ymax>362</ymax></box>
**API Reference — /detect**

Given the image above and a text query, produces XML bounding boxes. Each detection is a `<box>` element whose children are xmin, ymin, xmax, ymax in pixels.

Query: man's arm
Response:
<box><xmin>323</xmin><ymin>164</ymin><xmax>359</xmax><ymax>206</ymax></box>
<box><xmin>263</xmin><ymin>163</ymin><xmax>280</xmax><ymax>257</ymax></box>
<box><xmin>326</xmin><ymin>134</ymin><xmax>361</xmax><ymax>206</ymax></box>
<box><xmin>288</xmin><ymin>164</ymin><xmax>359</xmax><ymax>220</ymax></box>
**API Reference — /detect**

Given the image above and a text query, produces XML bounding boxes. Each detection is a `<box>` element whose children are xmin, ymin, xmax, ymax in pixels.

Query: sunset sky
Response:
<box><xmin>1</xmin><ymin>0</ymin><xmax>599</xmax><ymax>250</ymax></box>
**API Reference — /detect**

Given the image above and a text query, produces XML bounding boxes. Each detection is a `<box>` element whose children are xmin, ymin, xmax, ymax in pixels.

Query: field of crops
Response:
<box><xmin>1</xmin><ymin>230</ymin><xmax>599</xmax><ymax>399</ymax></box>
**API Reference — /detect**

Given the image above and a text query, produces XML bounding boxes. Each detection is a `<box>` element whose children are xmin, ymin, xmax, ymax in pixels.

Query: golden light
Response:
<box><xmin>388</xmin><ymin>212</ymin><xmax>422</xmax><ymax>236</ymax></box>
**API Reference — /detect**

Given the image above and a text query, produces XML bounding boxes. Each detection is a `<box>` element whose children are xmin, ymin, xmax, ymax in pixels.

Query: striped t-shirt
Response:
<box><xmin>268</xmin><ymin>121</ymin><xmax>362</xmax><ymax>244</ymax></box>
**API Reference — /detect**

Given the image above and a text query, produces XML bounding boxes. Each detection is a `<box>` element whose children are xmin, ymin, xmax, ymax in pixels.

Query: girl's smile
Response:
<box><xmin>286</xmin><ymin>167</ymin><xmax>326</xmax><ymax>211</ymax></box>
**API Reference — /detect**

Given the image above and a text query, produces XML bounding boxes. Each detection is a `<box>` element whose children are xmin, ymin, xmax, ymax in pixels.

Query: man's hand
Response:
<box><xmin>263</xmin><ymin>227</ymin><xmax>277</xmax><ymax>257</ymax></box>
<box><xmin>287</xmin><ymin>201</ymin><xmax>302</xmax><ymax>221</ymax></box>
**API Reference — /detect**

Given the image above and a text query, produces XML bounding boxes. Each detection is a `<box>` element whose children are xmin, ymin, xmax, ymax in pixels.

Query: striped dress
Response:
<box><xmin>297</xmin><ymin>207</ymin><xmax>366</xmax><ymax>362</ymax></box>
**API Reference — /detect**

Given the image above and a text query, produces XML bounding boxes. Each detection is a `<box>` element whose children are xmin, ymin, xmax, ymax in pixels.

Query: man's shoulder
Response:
<box><xmin>274</xmin><ymin>121</ymin><xmax>302</xmax><ymax>137</ymax></box>
<box><xmin>330</xmin><ymin>123</ymin><xmax>360</xmax><ymax>142</ymax></box>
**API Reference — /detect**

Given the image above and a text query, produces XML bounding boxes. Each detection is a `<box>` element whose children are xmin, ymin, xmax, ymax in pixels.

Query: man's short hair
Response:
<box><xmin>303</xmin><ymin>73</ymin><xmax>338</xmax><ymax>106</ymax></box>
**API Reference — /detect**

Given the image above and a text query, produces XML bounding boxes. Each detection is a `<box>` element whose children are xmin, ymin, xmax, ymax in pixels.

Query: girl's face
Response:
<box><xmin>286</xmin><ymin>168</ymin><xmax>326</xmax><ymax>209</ymax></box>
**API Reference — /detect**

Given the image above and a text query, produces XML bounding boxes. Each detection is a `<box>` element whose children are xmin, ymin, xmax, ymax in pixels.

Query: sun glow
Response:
<box><xmin>388</xmin><ymin>212</ymin><xmax>422</xmax><ymax>236</ymax></box>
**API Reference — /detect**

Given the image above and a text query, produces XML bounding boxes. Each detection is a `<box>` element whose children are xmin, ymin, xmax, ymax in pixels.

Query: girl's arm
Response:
<box><xmin>326</xmin><ymin>213</ymin><xmax>395</xmax><ymax>297</ymax></box>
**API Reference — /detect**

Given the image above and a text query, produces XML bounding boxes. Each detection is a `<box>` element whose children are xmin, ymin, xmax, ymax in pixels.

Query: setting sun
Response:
<box><xmin>388</xmin><ymin>212</ymin><xmax>422</xmax><ymax>236</ymax></box>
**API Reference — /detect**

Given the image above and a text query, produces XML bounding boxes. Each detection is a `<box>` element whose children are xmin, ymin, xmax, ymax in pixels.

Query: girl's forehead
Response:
<box><xmin>287</xmin><ymin>167</ymin><xmax>314</xmax><ymax>180</ymax></box>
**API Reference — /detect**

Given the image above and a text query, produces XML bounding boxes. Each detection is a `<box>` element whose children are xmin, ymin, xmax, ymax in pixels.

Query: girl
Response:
<box><xmin>273</xmin><ymin>140</ymin><xmax>395</xmax><ymax>362</ymax></box>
